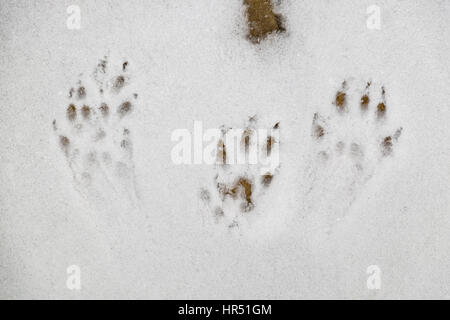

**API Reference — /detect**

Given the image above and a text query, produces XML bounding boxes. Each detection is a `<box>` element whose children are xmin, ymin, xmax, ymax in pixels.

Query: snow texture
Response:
<box><xmin>0</xmin><ymin>0</ymin><xmax>449</xmax><ymax>299</ymax></box>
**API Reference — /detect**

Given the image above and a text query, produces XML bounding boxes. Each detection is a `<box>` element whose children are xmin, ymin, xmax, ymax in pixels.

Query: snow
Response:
<box><xmin>0</xmin><ymin>0</ymin><xmax>449</xmax><ymax>299</ymax></box>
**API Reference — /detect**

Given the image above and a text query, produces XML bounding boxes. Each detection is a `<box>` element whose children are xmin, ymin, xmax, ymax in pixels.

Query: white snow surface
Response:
<box><xmin>0</xmin><ymin>0</ymin><xmax>449</xmax><ymax>299</ymax></box>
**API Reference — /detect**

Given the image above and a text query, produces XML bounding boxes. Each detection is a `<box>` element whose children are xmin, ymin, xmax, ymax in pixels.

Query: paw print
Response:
<box><xmin>304</xmin><ymin>80</ymin><xmax>402</xmax><ymax>230</ymax></box>
<box><xmin>53</xmin><ymin>56</ymin><xmax>140</xmax><ymax>212</ymax></box>
<box><xmin>200</xmin><ymin>116</ymin><xmax>280</xmax><ymax>231</ymax></box>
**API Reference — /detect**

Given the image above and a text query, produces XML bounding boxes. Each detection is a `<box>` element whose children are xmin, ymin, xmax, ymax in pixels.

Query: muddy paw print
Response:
<box><xmin>200</xmin><ymin>116</ymin><xmax>280</xmax><ymax>232</ymax></box>
<box><xmin>305</xmin><ymin>80</ymin><xmax>403</xmax><ymax>230</ymax></box>
<box><xmin>53</xmin><ymin>56</ymin><xmax>140</xmax><ymax>212</ymax></box>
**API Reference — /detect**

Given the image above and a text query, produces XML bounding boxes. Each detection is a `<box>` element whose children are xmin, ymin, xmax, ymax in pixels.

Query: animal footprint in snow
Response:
<box><xmin>305</xmin><ymin>81</ymin><xmax>402</xmax><ymax>229</ymax></box>
<box><xmin>53</xmin><ymin>57</ymin><xmax>139</xmax><ymax>211</ymax></box>
<box><xmin>200</xmin><ymin>117</ymin><xmax>280</xmax><ymax>231</ymax></box>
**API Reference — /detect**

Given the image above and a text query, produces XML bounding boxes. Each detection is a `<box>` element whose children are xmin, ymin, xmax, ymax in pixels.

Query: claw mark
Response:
<box><xmin>214</xmin><ymin>207</ymin><xmax>224</xmax><ymax>220</ymax></box>
<box><xmin>393</xmin><ymin>127</ymin><xmax>403</xmax><ymax>140</ymax></box>
<box><xmin>59</xmin><ymin>135</ymin><xmax>70</xmax><ymax>154</ymax></box>
<box><xmin>200</xmin><ymin>189</ymin><xmax>210</xmax><ymax>202</ymax></box>
<box><xmin>350</xmin><ymin>142</ymin><xmax>363</xmax><ymax>158</ymax></box>
<box><xmin>266</xmin><ymin>135</ymin><xmax>275</xmax><ymax>156</ymax></box>
<box><xmin>381</xmin><ymin>127</ymin><xmax>402</xmax><ymax>156</ymax></box>
<box><xmin>217</xmin><ymin>139</ymin><xmax>226</xmax><ymax>165</ymax></box>
<box><xmin>381</xmin><ymin>136</ymin><xmax>393</xmax><ymax>156</ymax></box>
<box><xmin>118</xmin><ymin>101</ymin><xmax>132</xmax><ymax>117</ymax></box>
<box><xmin>85</xmin><ymin>151</ymin><xmax>97</xmax><ymax>166</ymax></box>
<box><xmin>377</xmin><ymin>86</ymin><xmax>387</xmax><ymax>118</ymax></box>
<box><xmin>241</xmin><ymin>128</ymin><xmax>253</xmax><ymax>155</ymax></box>
<box><xmin>120</xmin><ymin>139</ymin><xmax>130</xmax><ymax>150</ymax></box>
<box><xmin>360</xmin><ymin>82</ymin><xmax>371</xmax><ymax>110</ymax></box>
<box><xmin>77</xmin><ymin>86</ymin><xmax>86</xmax><ymax>99</ymax></box>
<box><xmin>120</xmin><ymin>129</ymin><xmax>132</xmax><ymax>153</ymax></box>
<box><xmin>113</xmin><ymin>75</ymin><xmax>125</xmax><ymax>91</ymax></box>
<box><xmin>334</xmin><ymin>81</ymin><xmax>347</xmax><ymax>112</ymax></box>
<box><xmin>336</xmin><ymin>141</ymin><xmax>345</xmax><ymax>154</ymax></box>
<box><xmin>312</xmin><ymin>113</ymin><xmax>325</xmax><ymax>139</ymax></box>
<box><xmin>102</xmin><ymin>152</ymin><xmax>112</xmax><ymax>165</ymax></box>
<box><xmin>95</xmin><ymin>128</ymin><xmax>106</xmax><ymax>141</ymax></box>
<box><xmin>360</xmin><ymin>95</ymin><xmax>369</xmax><ymax>109</ymax></box>
<box><xmin>228</xmin><ymin>220</ymin><xmax>239</xmax><ymax>229</ymax></box>
<box><xmin>97</xmin><ymin>59</ymin><xmax>107</xmax><ymax>73</ymax></box>
<box><xmin>261</xmin><ymin>172</ymin><xmax>273</xmax><ymax>186</ymax></box>
<box><xmin>66</xmin><ymin>104</ymin><xmax>77</xmax><ymax>121</ymax></box>
<box><xmin>99</xmin><ymin>103</ymin><xmax>109</xmax><ymax>117</ymax></box>
<box><xmin>81</xmin><ymin>105</ymin><xmax>91</xmax><ymax>120</ymax></box>
<box><xmin>318</xmin><ymin>150</ymin><xmax>329</xmax><ymax>161</ymax></box>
